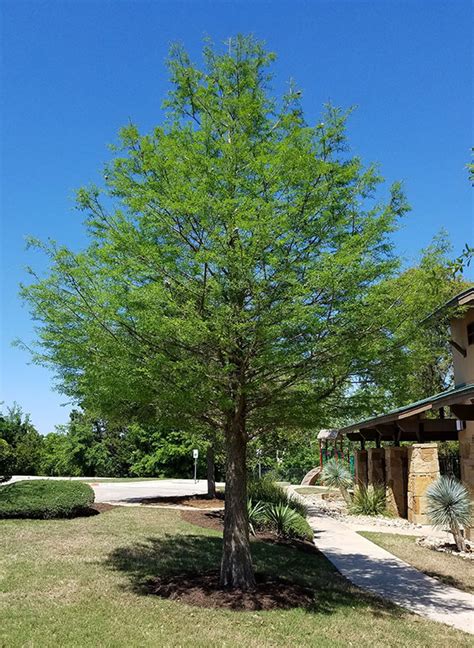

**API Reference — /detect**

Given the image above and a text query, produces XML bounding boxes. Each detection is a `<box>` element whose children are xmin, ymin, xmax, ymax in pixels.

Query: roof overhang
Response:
<box><xmin>337</xmin><ymin>383</ymin><xmax>474</xmax><ymax>439</ymax></box>
<box><xmin>317</xmin><ymin>428</ymin><xmax>340</xmax><ymax>441</ymax></box>
<box><xmin>424</xmin><ymin>286</ymin><xmax>474</xmax><ymax>323</ymax></box>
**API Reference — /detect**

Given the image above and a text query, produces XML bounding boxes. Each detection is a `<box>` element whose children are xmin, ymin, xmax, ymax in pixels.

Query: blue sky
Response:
<box><xmin>1</xmin><ymin>0</ymin><xmax>473</xmax><ymax>434</ymax></box>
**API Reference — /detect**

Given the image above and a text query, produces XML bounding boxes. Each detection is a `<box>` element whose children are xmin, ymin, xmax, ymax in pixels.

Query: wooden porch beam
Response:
<box><xmin>450</xmin><ymin>404</ymin><xmax>474</xmax><ymax>420</ymax></box>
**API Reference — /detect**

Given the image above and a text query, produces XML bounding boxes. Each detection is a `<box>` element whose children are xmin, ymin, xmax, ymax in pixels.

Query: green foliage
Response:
<box><xmin>276</xmin><ymin>444</ymin><xmax>320</xmax><ymax>484</ymax></box>
<box><xmin>350</xmin><ymin>485</ymin><xmax>387</xmax><ymax>516</ymax></box>
<box><xmin>0</xmin><ymin>480</ymin><xmax>94</xmax><ymax>519</ymax></box>
<box><xmin>0</xmin><ymin>404</ymin><xmax>43</xmax><ymax>476</ymax></box>
<box><xmin>263</xmin><ymin>503</ymin><xmax>313</xmax><ymax>541</ymax></box>
<box><xmin>247</xmin><ymin>477</ymin><xmax>307</xmax><ymax>516</ymax></box>
<box><xmin>321</xmin><ymin>459</ymin><xmax>352</xmax><ymax>491</ymax></box>
<box><xmin>263</xmin><ymin>502</ymin><xmax>299</xmax><ymax>536</ymax></box>
<box><xmin>283</xmin><ymin>511</ymin><xmax>314</xmax><ymax>542</ymax></box>
<box><xmin>426</xmin><ymin>477</ymin><xmax>471</xmax><ymax>548</ymax></box>
<box><xmin>37</xmin><ymin>409</ymin><xmax>213</xmax><ymax>479</ymax></box>
<box><xmin>20</xmin><ymin>36</ymin><xmax>415</xmax><ymax>452</ymax></box>
<box><xmin>340</xmin><ymin>235</ymin><xmax>468</xmax><ymax>420</ymax></box>
<box><xmin>249</xmin><ymin>433</ymin><xmax>320</xmax><ymax>484</ymax></box>
<box><xmin>17</xmin><ymin>35</ymin><xmax>463</xmax><ymax>585</ymax></box>
<box><xmin>247</xmin><ymin>499</ymin><xmax>266</xmax><ymax>536</ymax></box>
<box><xmin>0</xmin><ymin>439</ymin><xmax>14</xmax><ymax>481</ymax></box>
<box><xmin>450</xmin><ymin>243</ymin><xmax>473</xmax><ymax>277</ymax></box>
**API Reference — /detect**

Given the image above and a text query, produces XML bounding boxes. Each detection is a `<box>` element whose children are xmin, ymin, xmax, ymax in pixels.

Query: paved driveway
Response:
<box><xmin>4</xmin><ymin>476</ymin><xmax>222</xmax><ymax>503</ymax></box>
<box><xmin>89</xmin><ymin>479</ymin><xmax>221</xmax><ymax>503</ymax></box>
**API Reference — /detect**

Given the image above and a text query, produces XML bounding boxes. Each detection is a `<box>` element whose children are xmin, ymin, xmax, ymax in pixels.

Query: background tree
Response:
<box><xmin>0</xmin><ymin>404</ymin><xmax>43</xmax><ymax>476</ymax></box>
<box><xmin>22</xmin><ymin>36</ymin><xmax>450</xmax><ymax>590</ymax></box>
<box><xmin>337</xmin><ymin>234</ymin><xmax>468</xmax><ymax>420</ymax></box>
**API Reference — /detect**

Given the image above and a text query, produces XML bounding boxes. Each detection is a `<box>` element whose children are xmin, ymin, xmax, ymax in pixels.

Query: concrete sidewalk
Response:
<box><xmin>307</xmin><ymin>506</ymin><xmax>473</xmax><ymax>634</ymax></box>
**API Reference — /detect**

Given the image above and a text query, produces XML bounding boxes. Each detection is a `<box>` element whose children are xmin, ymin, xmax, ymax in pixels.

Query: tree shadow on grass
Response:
<box><xmin>423</xmin><ymin>570</ymin><xmax>472</xmax><ymax>593</ymax></box>
<box><xmin>103</xmin><ymin>533</ymin><xmax>405</xmax><ymax>618</ymax></box>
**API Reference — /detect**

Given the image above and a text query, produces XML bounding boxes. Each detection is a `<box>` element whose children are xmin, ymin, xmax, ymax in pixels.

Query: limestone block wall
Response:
<box><xmin>407</xmin><ymin>443</ymin><xmax>440</xmax><ymax>524</ymax></box>
<box><xmin>367</xmin><ymin>448</ymin><xmax>385</xmax><ymax>486</ymax></box>
<box><xmin>385</xmin><ymin>447</ymin><xmax>408</xmax><ymax>518</ymax></box>
<box><xmin>354</xmin><ymin>450</ymin><xmax>368</xmax><ymax>488</ymax></box>
<box><xmin>459</xmin><ymin>422</ymin><xmax>474</xmax><ymax>541</ymax></box>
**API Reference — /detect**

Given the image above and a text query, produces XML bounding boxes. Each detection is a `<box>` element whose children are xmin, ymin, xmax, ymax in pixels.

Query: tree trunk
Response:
<box><xmin>220</xmin><ymin>414</ymin><xmax>256</xmax><ymax>590</ymax></box>
<box><xmin>340</xmin><ymin>486</ymin><xmax>352</xmax><ymax>505</ymax></box>
<box><xmin>206</xmin><ymin>445</ymin><xmax>216</xmax><ymax>499</ymax></box>
<box><xmin>451</xmin><ymin>522</ymin><xmax>467</xmax><ymax>553</ymax></box>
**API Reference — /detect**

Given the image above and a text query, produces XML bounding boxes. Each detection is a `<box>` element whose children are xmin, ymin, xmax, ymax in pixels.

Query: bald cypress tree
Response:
<box><xmin>22</xmin><ymin>36</ymin><xmax>409</xmax><ymax>589</ymax></box>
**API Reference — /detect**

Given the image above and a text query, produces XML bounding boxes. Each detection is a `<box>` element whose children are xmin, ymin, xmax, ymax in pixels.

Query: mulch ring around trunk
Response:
<box><xmin>180</xmin><ymin>508</ymin><xmax>320</xmax><ymax>557</ymax></box>
<box><xmin>145</xmin><ymin>570</ymin><xmax>315</xmax><ymax>611</ymax></box>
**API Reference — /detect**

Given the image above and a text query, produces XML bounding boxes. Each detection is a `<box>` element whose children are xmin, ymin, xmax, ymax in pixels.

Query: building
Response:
<box><xmin>324</xmin><ymin>287</ymin><xmax>474</xmax><ymax>536</ymax></box>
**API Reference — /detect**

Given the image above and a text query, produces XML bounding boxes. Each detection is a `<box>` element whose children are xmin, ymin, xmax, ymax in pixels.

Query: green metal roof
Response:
<box><xmin>424</xmin><ymin>285</ymin><xmax>474</xmax><ymax>323</ymax></box>
<box><xmin>337</xmin><ymin>382</ymin><xmax>474</xmax><ymax>435</ymax></box>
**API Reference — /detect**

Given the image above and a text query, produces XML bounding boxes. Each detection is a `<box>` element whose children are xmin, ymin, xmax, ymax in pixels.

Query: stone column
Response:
<box><xmin>459</xmin><ymin>422</ymin><xmax>474</xmax><ymax>541</ymax></box>
<box><xmin>385</xmin><ymin>446</ymin><xmax>408</xmax><ymax>518</ymax></box>
<box><xmin>354</xmin><ymin>450</ymin><xmax>368</xmax><ymax>488</ymax></box>
<box><xmin>367</xmin><ymin>448</ymin><xmax>385</xmax><ymax>486</ymax></box>
<box><xmin>407</xmin><ymin>443</ymin><xmax>440</xmax><ymax>524</ymax></box>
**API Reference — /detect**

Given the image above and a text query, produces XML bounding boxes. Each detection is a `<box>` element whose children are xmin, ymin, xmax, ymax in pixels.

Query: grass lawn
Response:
<box><xmin>294</xmin><ymin>486</ymin><xmax>327</xmax><ymax>495</ymax></box>
<box><xmin>1</xmin><ymin>509</ymin><xmax>471</xmax><ymax>648</ymax></box>
<box><xmin>359</xmin><ymin>532</ymin><xmax>474</xmax><ymax>594</ymax></box>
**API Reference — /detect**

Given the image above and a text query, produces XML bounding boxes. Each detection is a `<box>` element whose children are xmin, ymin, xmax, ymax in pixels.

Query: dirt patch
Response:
<box><xmin>180</xmin><ymin>508</ymin><xmax>224</xmax><ymax>531</ymax></box>
<box><xmin>145</xmin><ymin>570</ymin><xmax>315</xmax><ymax>610</ymax></box>
<box><xmin>92</xmin><ymin>503</ymin><xmax>116</xmax><ymax>513</ymax></box>
<box><xmin>73</xmin><ymin>503</ymin><xmax>117</xmax><ymax>517</ymax></box>
<box><xmin>138</xmin><ymin>494</ymin><xmax>224</xmax><ymax>509</ymax></box>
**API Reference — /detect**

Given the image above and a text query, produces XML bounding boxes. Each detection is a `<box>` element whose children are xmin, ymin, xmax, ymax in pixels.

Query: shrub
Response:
<box><xmin>321</xmin><ymin>459</ymin><xmax>352</xmax><ymax>504</ymax></box>
<box><xmin>286</xmin><ymin>513</ymin><xmax>314</xmax><ymax>542</ymax></box>
<box><xmin>350</xmin><ymin>485</ymin><xmax>387</xmax><ymax>516</ymax></box>
<box><xmin>426</xmin><ymin>476</ymin><xmax>471</xmax><ymax>552</ymax></box>
<box><xmin>247</xmin><ymin>476</ymin><xmax>307</xmax><ymax>516</ymax></box>
<box><xmin>263</xmin><ymin>503</ymin><xmax>313</xmax><ymax>541</ymax></box>
<box><xmin>0</xmin><ymin>479</ymin><xmax>95</xmax><ymax>519</ymax></box>
<box><xmin>247</xmin><ymin>499</ymin><xmax>266</xmax><ymax>536</ymax></box>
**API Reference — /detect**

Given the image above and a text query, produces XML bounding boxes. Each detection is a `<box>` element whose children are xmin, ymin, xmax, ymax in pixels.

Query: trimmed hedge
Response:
<box><xmin>0</xmin><ymin>479</ymin><xmax>95</xmax><ymax>519</ymax></box>
<box><xmin>248</xmin><ymin>477</ymin><xmax>308</xmax><ymax>517</ymax></box>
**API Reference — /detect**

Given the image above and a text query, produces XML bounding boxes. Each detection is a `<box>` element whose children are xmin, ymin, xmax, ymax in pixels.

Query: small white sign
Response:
<box><xmin>193</xmin><ymin>449</ymin><xmax>199</xmax><ymax>459</ymax></box>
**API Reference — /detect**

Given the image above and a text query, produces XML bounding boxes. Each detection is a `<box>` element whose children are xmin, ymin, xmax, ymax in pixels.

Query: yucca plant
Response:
<box><xmin>247</xmin><ymin>499</ymin><xmax>266</xmax><ymax>536</ymax></box>
<box><xmin>264</xmin><ymin>503</ymin><xmax>300</xmax><ymax>537</ymax></box>
<box><xmin>426</xmin><ymin>476</ymin><xmax>471</xmax><ymax>552</ymax></box>
<box><xmin>321</xmin><ymin>459</ymin><xmax>353</xmax><ymax>504</ymax></box>
<box><xmin>350</xmin><ymin>485</ymin><xmax>387</xmax><ymax>516</ymax></box>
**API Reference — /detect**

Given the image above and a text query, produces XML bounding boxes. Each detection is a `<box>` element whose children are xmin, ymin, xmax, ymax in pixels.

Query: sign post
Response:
<box><xmin>192</xmin><ymin>449</ymin><xmax>199</xmax><ymax>483</ymax></box>
<box><xmin>256</xmin><ymin>448</ymin><xmax>263</xmax><ymax>479</ymax></box>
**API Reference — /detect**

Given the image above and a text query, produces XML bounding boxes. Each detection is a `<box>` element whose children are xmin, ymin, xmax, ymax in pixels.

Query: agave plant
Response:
<box><xmin>350</xmin><ymin>485</ymin><xmax>387</xmax><ymax>516</ymax></box>
<box><xmin>247</xmin><ymin>499</ymin><xmax>266</xmax><ymax>536</ymax></box>
<box><xmin>321</xmin><ymin>458</ymin><xmax>353</xmax><ymax>504</ymax></box>
<box><xmin>264</xmin><ymin>503</ymin><xmax>300</xmax><ymax>537</ymax></box>
<box><xmin>426</xmin><ymin>476</ymin><xmax>471</xmax><ymax>552</ymax></box>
